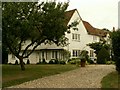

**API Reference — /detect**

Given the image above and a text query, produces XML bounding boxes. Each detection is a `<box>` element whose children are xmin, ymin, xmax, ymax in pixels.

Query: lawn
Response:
<box><xmin>2</xmin><ymin>64</ymin><xmax>78</xmax><ymax>88</ymax></box>
<box><xmin>101</xmin><ymin>71</ymin><xmax>120</xmax><ymax>88</ymax></box>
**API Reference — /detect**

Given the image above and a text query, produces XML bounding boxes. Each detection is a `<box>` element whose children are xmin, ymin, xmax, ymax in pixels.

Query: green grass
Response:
<box><xmin>101</xmin><ymin>71</ymin><xmax>120</xmax><ymax>88</ymax></box>
<box><xmin>2</xmin><ymin>64</ymin><xmax>78</xmax><ymax>88</ymax></box>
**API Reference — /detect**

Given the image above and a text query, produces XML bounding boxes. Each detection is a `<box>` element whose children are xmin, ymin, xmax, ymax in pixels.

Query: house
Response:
<box><xmin>8</xmin><ymin>9</ymin><xmax>109</xmax><ymax>64</ymax></box>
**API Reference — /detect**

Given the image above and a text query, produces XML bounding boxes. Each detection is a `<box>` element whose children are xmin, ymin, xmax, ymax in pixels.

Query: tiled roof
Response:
<box><xmin>82</xmin><ymin>21</ymin><xmax>107</xmax><ymax>37</ymax></box>
<box><xmin>65</xmin><ymin>9</ymin><xmax>76</xmax><ymax>25</ymax></box>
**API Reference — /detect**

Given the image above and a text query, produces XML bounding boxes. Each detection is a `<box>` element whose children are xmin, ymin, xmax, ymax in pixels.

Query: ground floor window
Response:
<box><xmin>12</xmin><ymin>54</ymin><xmax>15</xmax><ymax>59</ymax></box>
<box><xmin>72</xmin><ymin>50</ymin><xmax>80</xmax><ymax>57</ymax></box>
<box><xmin>52</xmin><ymin>51</ymin><xmax>58</xmax><ymax>59</ymax></box>
<box><xmin>90</xmin><ymin>50</ymin><xmax>94</xmax><ymax>57</ymax></box>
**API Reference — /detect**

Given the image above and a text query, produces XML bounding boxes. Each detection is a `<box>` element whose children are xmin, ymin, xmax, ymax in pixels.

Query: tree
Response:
<box><xmin>87</xmin><ymin>38</ymin><xmax>110</xmax><ymax>64</ymax></box>
<box><xmin>87</xmin><ymin>40</ymin><xmax>110</xmax><ymax>56</ymax></box>
<box><xmin>110</xmin><ymin>30</ymin><xmax>120</xmax><ymax>72</ymax></box>
<box><xmin>2</xmin><ymin>2</ymin><xmax>77</xmax><ymax>70</ymax></box>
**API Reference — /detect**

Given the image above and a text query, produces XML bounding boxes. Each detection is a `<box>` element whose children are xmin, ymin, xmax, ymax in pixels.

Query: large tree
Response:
<box><xmin>2</xmin><ymin>2</ymin><xmax>77</xmax><ymax>70</ymax></box>
<box><xmin>111</xmin><ymin>30</ymin><xmax>120</xmax><ymax>72</ymax></box>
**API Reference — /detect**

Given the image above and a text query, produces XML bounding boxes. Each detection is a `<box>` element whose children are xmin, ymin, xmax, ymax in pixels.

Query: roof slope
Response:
<box><xmin>65</xmin><ymin>9</ymin><xmax>76</xmax><ymax>25</ymax></box>
<box><xmin>82</xmin><ymin>21</ymin><xmax>107</xmax><ymax>37</ymax></box>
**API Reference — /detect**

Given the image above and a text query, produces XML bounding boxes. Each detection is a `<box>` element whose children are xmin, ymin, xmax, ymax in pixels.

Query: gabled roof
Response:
<box><xmin>82</xmin><ymin>21</ymin><xmax>108</xmax><ymax>37</ymax></box>
<box><xmin>65</xmin><ymin>9</ymin><xmax>76</xmax><ymax>25</ymax></box>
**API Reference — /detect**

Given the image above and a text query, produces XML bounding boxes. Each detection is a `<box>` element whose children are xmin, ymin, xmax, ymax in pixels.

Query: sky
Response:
<box><xmin>67</xmin><ymin>0</ymin><xmax>119</xmax><ymax>31</ymax></box>
<box><xmin>3</xmin><ymin>0</ymin><xmax>119</xmax><ymax>30</ymax></box>
<box><xmin>40</xmin><ymin>0</ymin><xmax>120</xmax><ymax>30</ymax></box>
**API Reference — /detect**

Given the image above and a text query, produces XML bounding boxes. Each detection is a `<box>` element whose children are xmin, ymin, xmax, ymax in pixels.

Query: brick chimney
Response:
<box><xmin>113</xmin><ymin>27</ymin><xmax>115</xmax><ymax>31</ymax></box>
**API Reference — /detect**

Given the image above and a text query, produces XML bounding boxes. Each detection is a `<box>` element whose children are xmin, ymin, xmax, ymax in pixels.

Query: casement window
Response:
<box><xmin>52</xmin><ymin>51</ymin><xmax>58</xmax><ymax>59</ymax></box>
<box><xmin>72</xmin><ymin>50</ymin><xmax>80</xmax><ymax>57</ymax></box>
<box><xmin>42</xmin><ymin>51</ymin><xmax>44</xmax><ymax>59</ymax></box>
<box><xmin>12</xmin><ymin>54</ymin><xmax>15</xmax><ymax>59</ymax></box>
<box><xmin>72</xmin><ymin>33</ymin><xmax>80</xmax><ymax>41</ymax></box>
<box><xmin>93</xmin><ymin>36</ymin><xmax>97</xmax><ymax>41</ymax></box>
<box><xmin>90</xmin><ymin>50</ymin><xmax>94</xmax><ymax>57</ymax></box>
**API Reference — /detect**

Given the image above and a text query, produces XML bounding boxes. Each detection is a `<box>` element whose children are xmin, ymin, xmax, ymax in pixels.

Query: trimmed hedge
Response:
<box><xmin>97</xmin><ymin>47</ymin><xmax>110</xmax><ymax>64</ymax></box>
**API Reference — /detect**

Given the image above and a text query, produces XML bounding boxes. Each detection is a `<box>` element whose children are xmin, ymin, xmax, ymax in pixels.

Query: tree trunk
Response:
<box><xmin>19</xmin><ymin>56</ymin><xmax>25</xmax><ymax>71</ymax></box>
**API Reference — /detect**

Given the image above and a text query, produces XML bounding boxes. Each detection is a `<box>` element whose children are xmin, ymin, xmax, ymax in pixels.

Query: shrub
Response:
<box><xmin>89</xmin><ymin>59</ymin><xmax>94</xmax><ymax>64</ymax></box>
<box><xmin>27</xmin><ymin>59</ymin><xmax>30</xmax><ymax>64</ymax></box>
<box><xmin>97</xmin><ymin>47</ymin><xmax>110</xmax><ymax>64</ymax></box>
<box><xmin>49</xmin><ymin>60</ymin><xmax>54</xmax><ymax>64</ymax></box>
<box><xmin>68</xmin><ymin>58</ymin><xmax>80</xmax><ymax>65</ymax></box>
<box><xmin>15</xmin><ymin>60</ymin><xmax>18</xmax><ymax>65</ymax></box>
<box><xmin>54</xmin><ymin>59</ymin><xmax>59</xmax><ymax>64</ymax></box>
<box><xmin>106</xmin><ymin>61</ymin><xmax>115</xmax><ymax>65</ymax></box>
<box><xmin>60</xmin><ymin>61</ymin><xmax>66</xmax><ymax>65</ymax></box>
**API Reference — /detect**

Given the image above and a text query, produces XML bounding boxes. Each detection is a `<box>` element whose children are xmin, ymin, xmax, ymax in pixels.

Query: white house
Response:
<box><xmin>8</xmin><ymin>9</ymin><xmax>109</xmax><ymax>64</ymax></box>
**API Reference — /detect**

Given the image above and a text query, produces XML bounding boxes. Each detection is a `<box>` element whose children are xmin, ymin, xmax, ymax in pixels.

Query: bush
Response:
<box><xmin>89</xmin><ymin>59</ymin><xmax>94</xmax><ymax>64</ymax></box>
<box><xmin>49</xmin><ymin>60</ymin><xmax>54</xmax><ymax>64</ymax></box>
<box><xmin>15</xmin><ymin>60</ymin><xmax>19</xmax><ymax>65</ymax></box>
<box><xmin>60</xmin><ymin>61</ymin><xmax>66</xmax><ymax>65</ymax></box>
<box><xmin>106</xmin><ymin>61</ymin><xmax>115</xmax><ymax>65</ymax></box>
<box><xmin>48</xmin><ymin>59</ymin><xmax>58</xmax><ymax>64</ymax></box>
<box><xmin>27</xmin><ymin>59</ymin><xmax>30</xmax><ymax>64</ymax></box>
<box><xmin>68</xmin><ymin>58</ymin><xmax>80</xmax><ymax>65</ymax></box>
<box><xmin>54</xmin><ymin>59</ymin><xmax>59</xmax><ymax>64</ymax></box>
<box><xmin>97</xmin><ymin>47</ymin><xmax>110</xmax><ymax>64</ymax></box>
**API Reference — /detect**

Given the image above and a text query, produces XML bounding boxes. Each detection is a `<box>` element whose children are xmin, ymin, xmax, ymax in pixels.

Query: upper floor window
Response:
<box><xmin>93</xmin><ymin>36</ymin><xmax>97</xmax><ymax>41</ymax></box>
<box><xmin>72</xmin><ymin>33</ymin><xmax>80</xmax><ymax>41</ymax></box>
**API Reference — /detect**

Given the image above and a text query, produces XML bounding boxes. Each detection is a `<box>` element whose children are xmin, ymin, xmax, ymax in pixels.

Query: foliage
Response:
<box><xmin>59</xmin><ymin>60</ymin><xmax>66</xmax><ymax>65</ymax></box>
<box><xmin>62</xmin><ymin>50</ymin><xmax>71</xmax><ymax>60</ymax></box>
<box><xmin>49</xmin><ymin>60</ymin><xmax>54</xmax><ymax>64</ymax></box>
<box><xmin>97</xmin><ymin>47</ymin><xmax>110</xmax><ymax>64</ymax></box>
<box><xmin>110</xmin><ymin>30</ymin><xmax>120</xmax><ymax>72</ymax></box>
<box><xmin>2</xmin><ymin>2</ymin><xmax>77</xmax><ymax>70</ymax></box>
<box><xmin>106</xmin><ymin>61</ymin><xmax>115</xmax><ymax>65</ymax></box>
<box><xmin>87</xmin><ymin>41</ymin><xmax>110</xmax><ymax>56</ymax></box>
<box><xmin>88</xmin><ymin>59</ymin><xmax>94</xmax><ymax>64</ymax></box>
<box><xmin>79</xmin><ymin>50</ymin><xmax>89</xmax><ymax>62</ymax></box>
<box><xmin>67</xmin><ymin>58</ymin><xmax>80</xmax><ymax>65</ymax></box>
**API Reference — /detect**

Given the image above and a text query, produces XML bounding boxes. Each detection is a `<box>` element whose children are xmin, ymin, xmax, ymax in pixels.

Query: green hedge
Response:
<box><xmin>97</xmin><ymin>47</ymin><xmax>110</xmax><ymax>64</ymax></box>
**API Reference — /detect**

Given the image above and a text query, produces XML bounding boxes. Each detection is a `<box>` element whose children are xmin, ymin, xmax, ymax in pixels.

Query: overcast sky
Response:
<box><xmin>41</xmin><ymin>0</ymin><xmax>119</xmax><ymax>30</ymax></box>
<box><xmin>68</xmin><ymin>0</ymin><xmax>119</xmax><ymax>31</ymax></box>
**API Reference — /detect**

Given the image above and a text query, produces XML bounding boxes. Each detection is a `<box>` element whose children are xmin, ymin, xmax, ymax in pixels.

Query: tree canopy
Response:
<box><xmin>2</xmin><ymin>2</ymin><xmax>77</xmax><ymax>70</ymax></box>
<box><xmin>110</xmin><ymin>29</ymin><xmax>120</xmax><ymax>72</ymax></box>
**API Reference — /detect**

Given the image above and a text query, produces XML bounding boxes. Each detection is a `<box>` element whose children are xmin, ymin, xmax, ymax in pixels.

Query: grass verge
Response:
<box><xmin>101</xmin><ymin>71</ymin><xmax>120</xmax><ymax>88</ymax></box>
<box><xmin>2</xmin><ymin>64</ymin><xmax>78</xmax><ymax>88</ymax></box>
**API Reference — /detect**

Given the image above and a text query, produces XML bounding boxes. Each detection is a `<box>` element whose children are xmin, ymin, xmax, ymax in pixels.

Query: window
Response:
<box><xmin>78</xmin><ymin>34</ymin><xmax>80</xmax><ymax>41</ymax></box>
<box><xmin>72</xmin><ymin>33</ymin><xmax>80</xmax><ymax>41</ymax></box>
<box><xmin>90</xmin><ymin>50</ymin><xmax>94</xmax><ymax>57</ymax></box>
<box><xmin>52</xmin><ymin>51</ymin><xmax>58</xmax><ymax>59</ymax></box>
<box><xmin>12</xmin><ymin>54</ymin><xmax>15</xmax><ymax>59</ymax></box>
<box><xmin>72</xmin><ymin>50</ymin><xmax>80</xmax><ymax>57</ymax></box>
<box><xmin>42</xmin><ymin>51</ymin><xmax>44</xmax><ymax>59</ymax></box>
<box><xmin>93</xmin><ymin>36</ymin><xmax>97</xmax><ymax>41</ymax></box>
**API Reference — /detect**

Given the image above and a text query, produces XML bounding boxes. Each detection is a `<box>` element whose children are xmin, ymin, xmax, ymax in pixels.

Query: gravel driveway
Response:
<box><xmin>9</xmin><ymin>65</ymin><xmax>115</xmax><ymax>88</ymax></box>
